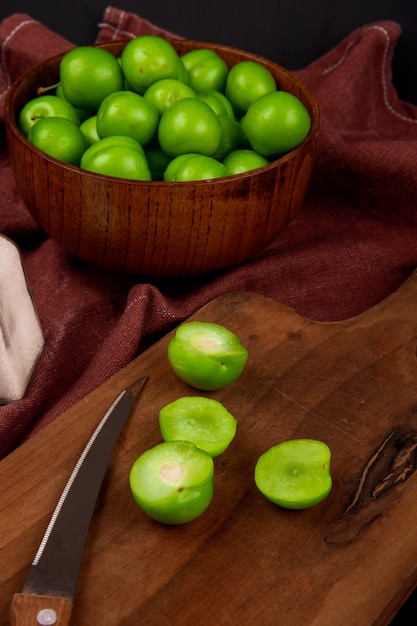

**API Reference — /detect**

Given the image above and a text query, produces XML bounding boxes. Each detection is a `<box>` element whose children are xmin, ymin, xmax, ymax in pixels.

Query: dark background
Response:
<box><xmin>1</xmin><ymin>0</ymin><xmax>417</xmax><ymax>104</ymax></box>
<box><xmin>1</xmin><ymin>2</ymin><xmax>417</xmax><ymax>623</ymax></box>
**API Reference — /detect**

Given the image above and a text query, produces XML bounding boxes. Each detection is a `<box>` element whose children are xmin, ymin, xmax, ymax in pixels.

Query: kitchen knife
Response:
<box><xmin>9</xmin><ymin>375</ymin><xmax>148</xmax><ymax>626</ymax></box>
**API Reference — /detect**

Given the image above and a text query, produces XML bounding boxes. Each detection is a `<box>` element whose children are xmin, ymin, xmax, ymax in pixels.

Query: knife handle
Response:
<box><xmin>9</xmin><ymin>593</ymin><xmax>73</xmax><ymax>626</ymax></box>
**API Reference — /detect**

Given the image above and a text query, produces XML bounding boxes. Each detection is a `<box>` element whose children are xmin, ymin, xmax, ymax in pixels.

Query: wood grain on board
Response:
<box><xmin>2</xmin><ymin>279</ymin><xmax>417</xmax><ymax>625</ymax></box>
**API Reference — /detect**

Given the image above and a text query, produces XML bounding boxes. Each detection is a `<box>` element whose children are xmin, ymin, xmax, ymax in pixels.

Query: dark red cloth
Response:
<box><xmin>1</xmin><ymin>8</ymin><xmax>417</xmax><ymax>458</ymax></box>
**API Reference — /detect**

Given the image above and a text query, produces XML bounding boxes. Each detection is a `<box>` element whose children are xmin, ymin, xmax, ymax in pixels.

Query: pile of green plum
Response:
<box><xmin>129</xmin><ymin>321</ymin><xmax>332</xmax><ymax>525</ymax></box>
<box><xmin>19</xmin><ymin>35</ymin><xmax>312</xmax><ymax>182</ymax></box>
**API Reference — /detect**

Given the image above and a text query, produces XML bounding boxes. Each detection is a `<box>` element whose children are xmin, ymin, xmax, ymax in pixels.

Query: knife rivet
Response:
<box><xmin>37</xmin><ymin>608</ymin><xmax>57</xmax><ymax>625</ymax></box>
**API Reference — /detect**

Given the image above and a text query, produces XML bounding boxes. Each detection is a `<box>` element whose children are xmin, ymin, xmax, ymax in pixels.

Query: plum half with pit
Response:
<box><xmin>167</xmin><ymin>321</ymin><xmax>248</xmax><ymax>390</ymax></box>
<box><xmin>129</xmin><ymin>440</ymin><xmax>214</xmax><ymax>524</ymax></box>
<box><xmin>255</xmin><ymin>439</ymin><xmax>332</xmax><ymax>510</ymax></box>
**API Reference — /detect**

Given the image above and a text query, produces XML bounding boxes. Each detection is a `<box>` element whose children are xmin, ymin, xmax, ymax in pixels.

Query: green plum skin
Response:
<box><xmin>121</xmin><ymin>36</ymin><xmax>182</xmax><ymax>95</ymax></box>
<box><xmin>180</xmin><ymin>49</ymin><xmax>228</xmax><ymax>93</ymax></box>
<box><xmin>159</xmin><ymin>396</ymin><xmax>237</xmax><ymax>457</ymax></box>
<box><xmin>96</xmin><ymin>90</ymin><xmax>159</xmax><ymax>147</ymax></box>
<box><xmin>80</xmin><ymin>135</ymin><xmax>145</xmax><ymax>160</ymax></box>
<box><xmin>144</xmin><ymin>139</ymin><xmax>172</xmax><ymax>181</ymax></box>
<box><xmin>197</xmin><ymin>89</ymin><xmax>236</xmax><ymax>119</ymax></box>
<box><xmin>223</xmin><ymin>149</ymin><xmax>269</xmax><ymax>175</ymax></box>
<box><xmin>80</xmin><ymin>135</ymin><xmax>151</xmax><ymax>180</ymax></box>
<box><xmin>81</xmin><ymin>144</ymin><xmax>151</xmax><ymax>180</ymax></box>
<box><xmin>212</xmin><ymin>115</ymin><xmax>248</xmax><ymax>161</ymax></box>
<box><xmin>79</xmin><ymin>115</ymin><xmax>99</xmax><ymax>145</ymax></box>
<box><xmin>129</xmin><ymin>441</ymin><xmax>214</xmax><ymax>524</ymax></box>
<box><xmin>240</xmin><ymin>91</ymin><xmax>311</xmax><ymax>156</ymax></box>
<box><xmin>225</xmin><ymin>60</ymin><xmax>277</xmax><ymax>117</ymax></box>
<box><xmin>18</xmin><ymin>94</ymin><xmax>81</xmax><ymax>137</ymax></box>
<box><xmin>28</xmin><ymin>117</ymin><xmax>88</xmax><ymax>166</ymax></box>
<box><xmin>255</xmin><ymin>439</ymin><xmax>332</xmax><ymax>510</ymax></box>
<box><xmin>172</xmin><ymin>154</ymin><xmax>228</xmax><ymax>181</ymax></box>
<box><xmin>167</xmin><ymin>321</ymin><xmax>248</xmax><ymax>390</ymax></box>
<box><xmin>60</xmin><ymin>46</ymin><xmax>124</xmax><ymax>110</ymax></box>
<box><xmin>157</xmin><ymin>98</ymin><xmax>222</xmax><ymax>158</ymax></box>
<box><xmin>163</xmin><ymin>152</ymin><xmax>200</xmax><ymax>181</ymax></box>
<box><xmin>143</xmin><ymin>78</ymin><xmax>197</xmax><ymax>117</ymax></box>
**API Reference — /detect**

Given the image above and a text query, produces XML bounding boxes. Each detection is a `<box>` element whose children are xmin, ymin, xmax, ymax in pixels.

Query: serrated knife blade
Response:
<box><xmin>9</xmin><ymin>375</ymin><xmax>148</xmax><ymax>626</ymax></box>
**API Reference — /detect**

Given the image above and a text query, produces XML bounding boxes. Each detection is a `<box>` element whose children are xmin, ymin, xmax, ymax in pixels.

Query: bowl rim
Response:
<box><xmin>4</xmin><ymin>38</ymin><xmax>320</xmax><ymax>187</ymax></box>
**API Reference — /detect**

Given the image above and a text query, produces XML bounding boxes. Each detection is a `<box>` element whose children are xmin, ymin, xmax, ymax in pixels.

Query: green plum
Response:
<box><xmin>172</xmin><ymin>154</ymin><xmax>228</xmax><ymax>181</ymax></box>
<box><xmin>143</xmin><ymin>138</ymin><xmax>172</xmax><ymax>181</ymax></box>
<box><xmin>121</xmin><ymin>35</ymin><xmax>182</xmax><ymax>95</ymax></box>
<box><xmin>28</xmin><ymin>117</ymin><xmax>88</xmax><ymax>165</ymax></box>
<box><xmin>240</xmin><ymin>91</ymin><xmax>311</xmax><ymax>156</ymax></box>
<box><xmin>80</xmin><ymin>135</ymin><xmax>145</xmax><ymax>160</ymax></box>
<box><xmin>177</xmin><ymin>58</ymin><xmax>189</xmax><ymax>84</ymax></box>
<box><xmin>143</xmin><ymin>78</ymin><xmax>197</xmax><ymax>117</ymax></box>
<box><xmin>159</xmin><ymin>396</ymin><xmax>237</xmax><ymax>457</ymax></box>
<box><xmin>212</xmin><ymin>115</ymin><xmax>248</xmax><ymax>160</ymax></box>
<box><xmin>180</xmin><ymin>48</ymin><xmax>228</xmax><ymax>93</ymax></box>
<box><xmin>96</xmin><ymin>90</ymin><xmax>158</xmax><ymax>146</ymax></box>
<box><xmin>167</xmin><ymin>321</ymin><xmax>248</xmax><ymax>390</ymax></box>
<box><xmin>129</xmin><ymin>440</ymin><xmax>214</xmax><ymax>524</ymax></box>
<box><xmin>79</xmin><ymin>115</ymin><xmax>99</xmax><ymax>145</ymax></box>
<box><xmin>55</xmin><ymin>84</ymin><xmax>91</xmax><ymax>122</ymax></box>
<box><xmin>80</xmin><ymin>136</ymin><xmax>151</xmax><ymax>180</ymax></box>
<box><xmin>225</xmin><ymin>60</ymin><xmax>277</xmax><ymax>117</ymax></box>
<box><xmin>163</xmin><ymin>153</ymin><xmax>200</xmax><ymax>181</ymax></box>
<box><xmin>223</xmin><ymin>149</ymin><xmax>269</xmax><ymax>175</ymax></box>
<box><xmin>59</xmin><ymin>46</ymin><xmax>124</xmax><ymax>110</ymax></box>
<box><xmin>19</xmin><ymin>94</ymin><xmax>81</xmax><ymax>137</ymax></box>
<box><xmin>255</xmin><ymin>439</ymin><xmax>332</xmax><ymax>509</ymax></box>
<box><xmin>197</xmin><ymin>89</ymin><xmax>236</xmax><ymax>119</ymax></box>
<box><xmin>158</xmin><ymin>98</ymin><xmax>222</xmax><ymax>157</ymax></box>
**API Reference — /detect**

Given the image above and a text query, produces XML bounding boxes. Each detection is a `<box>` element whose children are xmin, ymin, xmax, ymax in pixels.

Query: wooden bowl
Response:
<box><xmin>4</xmin><ymin>40</ymin><xmax>319</xmax><ymax>278</ymax></box>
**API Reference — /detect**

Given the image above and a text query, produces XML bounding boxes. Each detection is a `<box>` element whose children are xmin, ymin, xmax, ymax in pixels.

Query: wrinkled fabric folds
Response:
<box><xmin>0</xmin><ymin>8</ymin><xmax>416</xmax><ymax>457</ymax></box>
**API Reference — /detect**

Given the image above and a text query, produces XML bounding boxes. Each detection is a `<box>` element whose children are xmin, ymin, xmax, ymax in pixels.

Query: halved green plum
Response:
<box><xmin>254</xmin><ymin>439</ymin><xmax>332</xmax><ymax>509</ymax></box>
<box><xmin>159</xmin><ymin>396</ymin><xmax>237</xmax><ymax>457</ymax></box>
<box><xmin>167</xmin><ymin>321</ymin><xmax>248</xmax><ymax>390</ymax></box>
<box><xmin>129</xmin><ymin>440</ymin><xmax>214</xmax><ymax>524</ymax></box>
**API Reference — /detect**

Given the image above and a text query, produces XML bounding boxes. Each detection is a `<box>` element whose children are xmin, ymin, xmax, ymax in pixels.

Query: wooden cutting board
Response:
<box><xmin>2</xmin><ymin>277</ymin><xmax>417</xmax><ymax>625</ymax></box>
